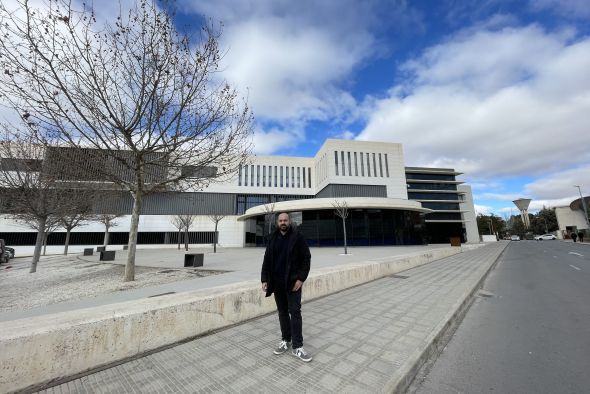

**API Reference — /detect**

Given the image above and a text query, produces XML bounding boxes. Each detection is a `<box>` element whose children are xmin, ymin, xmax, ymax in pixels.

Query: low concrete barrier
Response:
<box><xmin>0</xmin><ymin>247</ymin><xmax>461</xmax><ymax>393</ymax></box>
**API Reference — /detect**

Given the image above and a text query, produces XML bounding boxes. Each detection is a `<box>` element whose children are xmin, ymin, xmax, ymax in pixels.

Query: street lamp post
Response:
<box><xmin>574</xmin><ymin>185</ymin><xmax>590</xmax><ymax>228</ymax></box>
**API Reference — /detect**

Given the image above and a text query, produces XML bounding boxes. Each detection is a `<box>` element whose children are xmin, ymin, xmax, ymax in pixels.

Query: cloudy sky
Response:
<box><xmin>4</xmin><ymin>0</ymin><xmax>590</xmax><ymax>216</ymax></box>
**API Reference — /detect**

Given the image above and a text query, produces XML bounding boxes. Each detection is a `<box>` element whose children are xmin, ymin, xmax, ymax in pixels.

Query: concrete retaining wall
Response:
<box><xmin>0</xmin><ymin>247</ymin><xmax>461</xmax><ymax>393</ymax></box>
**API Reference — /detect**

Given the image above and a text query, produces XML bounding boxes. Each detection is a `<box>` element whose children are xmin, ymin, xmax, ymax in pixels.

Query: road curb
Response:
<box><xmin>384</xmin><ymin>242</ymin><xmax>509</xmax><ymax>393</ymax></box>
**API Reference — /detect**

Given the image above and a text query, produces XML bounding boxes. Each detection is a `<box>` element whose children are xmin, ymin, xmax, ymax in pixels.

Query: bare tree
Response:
<box><xmin>0</xmin><ymin>131</ymin><xmax>77</xmax><ymax>272</ymax></box>
<box><xmin>178</xmin><ymin>215</ymin><xmax>195</xmax><ymax>251</ymax></box>
<box><xmin>263</xmin><ymin>202</ymin><xmax>276</xmax><ymax>240</ymax></box>
<box><xmin>208</xmin><ymin>214</ymin><xmax>225</xmax><ymax>253</ymax></box>
<box><xmin>94</xmin><ymin>214</ymin><xmax>123</xmax><ymax>249</ymax></box>
<box><xmin>333</xmin><ymin>200</ymin><xmax>350</xmax><ymax>255</ymax></box>
<box><xmin>60</xmin><ymin>211</ymin><xmax>92</xmax><ymax>255</ymax></box>
<box><xmin>42</xmin><ymin>218</ymin><xmax>61</xmax><ymax>256</ymax></box>
<box><xmin>170</xmin><ymin>215</ymin><xmax>185</xmax><ymax>250</ymax></box>
<box><xmin>0</xmin><ymin>0</ymin><xmax>253</xmax><ymax>281</ymax></box>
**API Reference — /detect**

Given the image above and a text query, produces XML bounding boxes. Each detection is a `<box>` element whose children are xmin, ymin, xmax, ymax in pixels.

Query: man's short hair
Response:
<box><xmin>276</xmin><ymin>212</ymin><xmax>290</xmax><ymax>221</ymax></box>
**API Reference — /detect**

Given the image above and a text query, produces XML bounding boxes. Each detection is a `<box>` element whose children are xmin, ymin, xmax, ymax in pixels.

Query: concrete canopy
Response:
<box><xmin>236</xmin><ymin>197</ymin><xmax>432</xmax><ymax>221</ymax></box>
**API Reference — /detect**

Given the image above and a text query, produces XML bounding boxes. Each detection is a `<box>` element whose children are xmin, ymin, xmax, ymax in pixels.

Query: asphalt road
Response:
<box><xmin>412</xmin><ymin>240</ymin><xmax>590</xmax><ymax>394</ymax></box>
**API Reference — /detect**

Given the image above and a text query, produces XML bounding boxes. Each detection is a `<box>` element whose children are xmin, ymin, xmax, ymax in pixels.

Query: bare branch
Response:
<box><xmin>0</xmin><ymin>0</ymin><xmax>254</xmax><ymax>280</ymax></box>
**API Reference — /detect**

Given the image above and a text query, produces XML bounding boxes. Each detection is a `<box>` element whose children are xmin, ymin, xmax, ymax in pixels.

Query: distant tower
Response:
<box><xmin>512</xmin><ymin>198</ymin><xmax>532</xmax><ymax>228</ymax></box>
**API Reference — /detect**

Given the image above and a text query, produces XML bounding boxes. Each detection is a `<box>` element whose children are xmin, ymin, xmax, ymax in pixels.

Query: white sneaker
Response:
<box><xmin>273</xmin><ymin>340</ymin><xmax>291</xmax><ymax>355</ymax></box>
<box><xmin>292</xmin><ymin>347</ymin><xmax>312</xmax><ymax>362</ymax></box>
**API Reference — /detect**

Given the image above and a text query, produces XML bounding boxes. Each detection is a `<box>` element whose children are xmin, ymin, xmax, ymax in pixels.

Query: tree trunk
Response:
<box><xmin>125</xmin><ymin>191</ymin><xmax>143</xmax><ymax>282</ymax></box>
<box><xmin>214</xmin><ymin>221</ymin><xmax>218</xmax><ymax>253</ymax></box>
<box><xmin>177</xmin><ymin>229</ymin><xmax>181</xmax><ymax>250</ymax></box>
<box><xmin>30</xmin><ymin>216</ymin><xmax>47</xmax><ymax>273</ymax></box>
<box><xmin>64</xmin><ymin>228</ymin><xmax>71</xmax><ymax>255</ymax></box>
<box><xmin>184</xmin><ymin>227</ymin><xmax>189</xmax><ymax>251</ymax></box>
<box><xmin>103</xmin><ymin>226</ymin><xmax>110</xmax><ymax>248</ymax></box>
<box><xmin>42</xmin><ymin>232</ymin><xmax>48</xmax><ymax>256</ymax></box>
<box><xmin>342</xmin><ymin>218</ymin><xmax>348</xmax><ymax>255</ymax></box>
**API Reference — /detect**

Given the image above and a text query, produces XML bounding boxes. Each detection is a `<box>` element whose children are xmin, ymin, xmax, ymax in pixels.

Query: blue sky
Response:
<box><xmin>5</xmin><ymin>0</ymin><xmax>590</xmax><ymax>217</ymax></box>
<box><xmin>169</xmin><ymin>0</ymin><xmax>590</xmax><ymax>217</ymax></box>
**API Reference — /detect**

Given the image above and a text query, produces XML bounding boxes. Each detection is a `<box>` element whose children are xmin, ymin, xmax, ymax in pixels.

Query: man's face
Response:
<box><xmin>277</xmin><ymin>213</ymin><xmax>290</xmax><ymax>232</ymax></box>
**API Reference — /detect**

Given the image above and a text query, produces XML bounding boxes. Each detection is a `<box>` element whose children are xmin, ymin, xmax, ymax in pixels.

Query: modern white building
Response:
<box><xmin>555</xmin><ymin>196</ymin><xmax>589</xmax><ymax>239</ymax></box>
<box><xmin>0</xmin><ymin>139</ymin><xmax>479</xmax><ymax>247</ymax></box>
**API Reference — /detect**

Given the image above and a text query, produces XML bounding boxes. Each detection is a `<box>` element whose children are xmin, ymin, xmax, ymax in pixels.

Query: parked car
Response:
<box><xmin>0</xmin><ymin>241</ymin><xmax>13</xmax><ymax>264</ymax></box>
<box><xmin>510</xmin><ymin>235</ymin><xmax>520</xmax><ymax>241</ymax></box>
<box><xmin>535</xmin><ymin>234</ymin><xmax>556</xmax><ymax>241</ymax></box>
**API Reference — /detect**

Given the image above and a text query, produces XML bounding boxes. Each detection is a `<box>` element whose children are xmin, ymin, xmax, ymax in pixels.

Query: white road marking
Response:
<box><xmin>568</xmin><ymin>252</ymin><xmax>584</xmax><ymax>257</ymax></box>
<box><xmin>569</xmin><ymin>265</ymin><xmax>581</xmax><ymax>271</ymax></box>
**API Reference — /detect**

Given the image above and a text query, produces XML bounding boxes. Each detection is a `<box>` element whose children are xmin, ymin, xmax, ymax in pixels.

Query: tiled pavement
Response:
<box><xmin>39</xmin><ymin>242</ymin><xmax>507</xmax><ymax>393</ymax></box>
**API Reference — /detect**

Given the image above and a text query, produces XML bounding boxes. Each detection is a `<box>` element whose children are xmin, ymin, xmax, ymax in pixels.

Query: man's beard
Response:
<box><xmin>280</xmin><ymin>224</ymin><xmax>288</xmax><ymax>231</ymax></box>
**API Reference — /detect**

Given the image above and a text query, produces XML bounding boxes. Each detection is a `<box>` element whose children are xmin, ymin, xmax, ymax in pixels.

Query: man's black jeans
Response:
<box><xmin>273</xmin><ymin>280</ymin><xmax>303</xmax><ymax>349</ymax></box>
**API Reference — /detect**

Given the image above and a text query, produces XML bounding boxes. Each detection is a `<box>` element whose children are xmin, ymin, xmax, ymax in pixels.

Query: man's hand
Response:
<box><xmin>292</xmin><ymin>280</ymin><xmax>303</xmax><ymax>292</ymax></box>
<box><xmin>261</xmin><ymin>282</ymin><xmax>268</xmax><ymax>291</ymax></box>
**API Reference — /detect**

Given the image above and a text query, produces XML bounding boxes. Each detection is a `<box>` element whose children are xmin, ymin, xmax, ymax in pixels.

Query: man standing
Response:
<box><xmin>571</xmin><ymin>231</ymin><xmax>578</xmax><ymax>242</ymax></box>
<box><xmin>578</xmin><ymin>231</ymin><xmax>584</xmax><ymax>243</ymax></box>
<box><xmin>261</xmin><ymin>212</ymin><xmax>312</xmax><ymax>362</ymax></box>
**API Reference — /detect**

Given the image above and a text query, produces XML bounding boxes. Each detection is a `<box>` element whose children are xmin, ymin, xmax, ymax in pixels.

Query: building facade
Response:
<box><xmin>555</xmin><ymin>196</ymin><xmax>590</xmax><ymax>239</ymax></box>
<box><xmin>0</xmin><ymin>139</ymin><xmax>479</xmax><ymax>246</ymax></box>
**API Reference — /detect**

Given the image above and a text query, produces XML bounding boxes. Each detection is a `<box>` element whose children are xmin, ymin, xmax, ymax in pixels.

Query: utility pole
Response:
<box><xmin>574</xmin><ymin>185</ymin><xmax>589</xmax><ymax>227</ymax></box>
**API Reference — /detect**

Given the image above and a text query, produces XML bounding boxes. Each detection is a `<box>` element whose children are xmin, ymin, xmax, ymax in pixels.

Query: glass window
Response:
<box><xmin>280</xmin><ymin>166</ymin><xmax>284</xmax><ymax>187</ymax></box>
<box><xmin>244</xmin><ymin>165</ymin><xmax>248</xmax><ymax>186</ymax></box>
<box><xmin>274</xmin><ymin>166</ymin><xmax>277</xmax><ymax>187</ymax></box>
<box><xmin>334</xmin><ymin>151</ymin><xmax>339</xmax><ymax>175</ymax></box>
<box><xmin>238</xmin><ymin>165</ymin><xmax>242</xmax><ymax>186</ymax></box>
<box><xmin>250</xmin><ymin>165</ymin><xmax>254</xmax><ymax>186</ymax></box>
<box><xmin>360</xmin><ymin>152</ymin><xmax>364</xmax><ymax>176</ymax></box>
<box><xmin>407</xmin><ymin>183</ymin><xmax>458</xmax><ymax>191</ymax></box>
<box><xmin>262</xmin><ymin>166</ymin><xmax>266</xmax><ymax>186</ymax></box>
<box><xmin>384</xmin><ymin>154</ymin><xmax>389</xmax><ymax>177</ymax></box>
<box><xmin>286</xmin><ymin>166</ymin><xmax>289</xmax><ymax>188</ymax></box>
<box><xmin>408</xmin><ymin>192</ymin><xmax>460</xmax><ymax>201</ymax></box>
<box><xmin>297</xmin><ymin>167</ymin><xmax>301</xmax><ymax>188</ymax></box>
<box><xmin>341</xmin><ymin>151</ymin><xmax>345</xmax><ymax>176</ymax></box>
<box><xmin>302</xmin><ymin>167</ymin><xmax>306</xmax><ymax>188</ymax></box>
<box><xmin>372</xmin><ymin>153</ymin><xmax>377</xmax><ymax>177</ymax></box>
<box><xmin>421</xmin><ymin>202</ymin><xmax>461</xmax><ymax>210</ymax></box>
<box><xmin>366</xmin><ymin>153</ymin><xmax>370</xmax><ymax>177</ymax></box>
<box><xmin>354</xmin><ymin>152</ymin><xmax>358</xmax><ymax>176</ymax></box>
<box><xmin>378</xmin><ymin>153</ymin><xmax>383</xmax><ymax>177</ymax></box>
<box><xmin>405</xmin><ymin>173</ymin><xmax>456</xmax><ymax>181</ymax></box>
<box><xmin>291</xmin><ymin>167</ymin><xmax>295</xmax><ymax>188</ymax></box>
<box><xmin>308</xmin><ymin>167</ymin><xmax>311</xmax><ymax>188</ymax></box>
<box><xmin>256</xmin><ymin>165</ymin><xmax>260</xmax><ymax>186</ymax></box>
<box><xmin>347</xmin><ymin>152</ymin><xmax>352</xmax><ymax>176</ymax></box>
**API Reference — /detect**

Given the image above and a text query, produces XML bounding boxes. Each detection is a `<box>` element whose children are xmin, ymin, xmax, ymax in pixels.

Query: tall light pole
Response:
<box><xmin>574</xmin><ymin>185</ymin><xmax>589</xmax><ymax>227</ymax></box>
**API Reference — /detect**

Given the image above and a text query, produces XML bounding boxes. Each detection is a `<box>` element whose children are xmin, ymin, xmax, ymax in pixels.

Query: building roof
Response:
<box><xmin>237</xmin><ymin>197</ymin><xmax>432</xmax><ymax>221</ymax></box>
<box><xmin>570</xmin><ymin>196</ymin><xmax>590</xmax><ymax>211</ymax></box>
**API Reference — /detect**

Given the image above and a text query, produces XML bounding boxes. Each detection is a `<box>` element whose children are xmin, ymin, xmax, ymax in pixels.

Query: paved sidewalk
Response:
<box><xmin>39</xmin><ymin>242</ymin><xmax>506</xmax><ymax>394</ymax></box>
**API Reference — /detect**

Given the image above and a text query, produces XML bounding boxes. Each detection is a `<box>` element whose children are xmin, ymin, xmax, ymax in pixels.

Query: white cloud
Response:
<box><xmin>474</xmin><ymin>204</ymin><xmax>493</xmax><ymax>215</ymax></box>
<box><xmin>251</xmin><ymin>123</ymin><xmax>306</xmax><ymax>155</ymax></box>
<box><xmin>357</xmin><ymin>24</ymin><xmax>590</xmax><ymax>179</ymax></box>
<box><xmin>478</xmin><ymin>192</ymin><xmax>523</xmax><ymax>201</ymax></box>
<box><xmin>523</xmin><ymin>164</ymin><xmax>590</xmax><ymax>199</ymax></box>
<box><xmin>530</xmin><ymin>0</ymin><xmax>590</xmax><ymax>19</ymax></box>
<box><xmin>179</xmin><ymin>0</ymin><xmax>380</xmax><ymax>124</ymax></box>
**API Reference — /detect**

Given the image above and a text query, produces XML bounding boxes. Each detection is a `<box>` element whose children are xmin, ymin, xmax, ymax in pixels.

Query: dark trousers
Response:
<box><xmin>273</xmin><ymin>280</ymin><xmax>303</xmax><ymax>348</ymax></box>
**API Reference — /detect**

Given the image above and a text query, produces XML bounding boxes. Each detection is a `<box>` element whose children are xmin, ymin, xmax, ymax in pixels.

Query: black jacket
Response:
<box><xmin>261</xmin><ymin>227</ymin><xmax>311</xmax><ymax>297</ymax></box>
